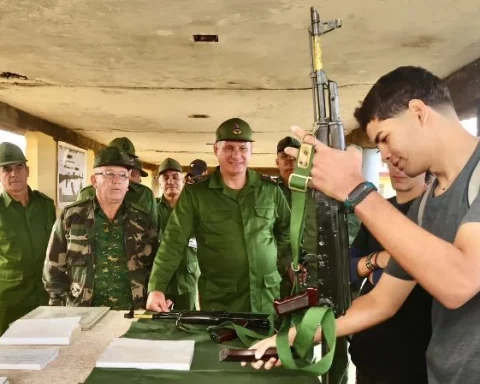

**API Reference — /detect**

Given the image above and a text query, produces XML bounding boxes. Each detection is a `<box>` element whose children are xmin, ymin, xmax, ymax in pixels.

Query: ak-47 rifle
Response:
<box><xmin>305</xmin><ymin>7</ymin><xmax>351</xmax><ymax>319</ymax></box>
<box><xmin>125</xmin><ymin>309</ymin><xmax>273</xmax><ymax>343</ymax></box>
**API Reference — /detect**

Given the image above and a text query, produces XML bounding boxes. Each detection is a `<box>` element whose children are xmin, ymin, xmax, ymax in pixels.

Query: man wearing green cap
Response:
<box><xmin>147</xmin><ymin>118</ymin><xmax>290</xmax><ymax>314</ymax></box>
<box><xmin>0</xmin><ymin>142</ymin><xmax>56</xmax><ymax>335</ymax></box>
<box><xmin>275</xmin><ymin>136</ymin><xmax>301</xmax><ymax>207</ymax></box>
<box><xmin>77</xmin><ymin>137</ymin><xmax>158</xmax><ymax>230</ymax></box>
<box><xmin>43</xmin><ymin>146</ymin><xmax>158</xmax><ymax>309</ymax></box>
<box><xmin>156</xmin><ymin>158</ymin><xmax>200</xmax><ymax>310</ymax></box>
<box><xmin>130</xmin><ymin>158</ymin><xmax>148</xmax><ymax>184</ymax></box>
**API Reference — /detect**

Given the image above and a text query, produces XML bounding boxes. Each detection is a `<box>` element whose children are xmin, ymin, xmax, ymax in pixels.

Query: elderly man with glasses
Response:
<box><xmin>43</xmin><ymin>146</ymin><xmax>158</xmax><ymax>310</ymax></box>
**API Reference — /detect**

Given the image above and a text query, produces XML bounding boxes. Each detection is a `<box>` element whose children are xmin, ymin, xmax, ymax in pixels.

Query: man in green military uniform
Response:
<box><xmin>0</xmin><ymin>142</ymin><xmax>56</xmax><ymax>335</ymax></box>
<box><xmin>130</xmin><ymin>158</ymin><xmax>148</xmax><ymax>184</ymax></box>
<box><xmin>77</xmin><ymin>137</ymin><xmax>158</xmax><ymax>230</ymax></box>
<box><xmin>275</xmin><ymin>136</ymin><xmax>301</xmax><ymax>207</ymax></box>
<box><xmin>43</xmin><ymin>146</ymin><xmax>158</xmax><ymax>309</ymax></box>
<box><xmin>156</xmin><ymin>157</ymin><xmax>200</xmax><ymax>310</ymax></box>
<box><xmin>147</xmin><ymin>118</ymin><xmax>291</xmax><ymax>314</ymax></box>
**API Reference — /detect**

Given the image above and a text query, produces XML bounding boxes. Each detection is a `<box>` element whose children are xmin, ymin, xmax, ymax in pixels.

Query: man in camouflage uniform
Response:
<box><xmin>77</xmin><ymin>137</ymin><xmax>158</xmax><ymax>230</ymax></box>
<box><xmin>157</xmin><ymin>157</ymin><xmax>200</xmax><ymax>310</ymax></box>
<box><xmin>147</xmin><ymin>118</ymin><xmax>291</xmax><ymax>314</ymax></box>
<box><xmin>0</xmin><ymin>142</ymin><xmax>56</xmax><ymax>335</ymax></box>
<box><xmin>43</xmin><ymin>146</ymin><xmax>158</xmax><ymax>309</ymax></box>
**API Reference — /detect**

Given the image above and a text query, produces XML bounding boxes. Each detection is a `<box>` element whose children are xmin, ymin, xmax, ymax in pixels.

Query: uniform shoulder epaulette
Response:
<box><xmin>32</xmin><ymin>190</ymin><xmax>54</xmax><ymax>202</ymax></box>
<box><xmin>129</xmin><ymin>181</ymin><xmax>149</xmax><ymax>191</ymax></box>
<box><xmin>129</xmin><ymin>201</ymin><xmax>149</xmax><ymax>215</ymax></box>
<box><xmin>185</xmin><ymin>174</ymin><xmax>210</xmax><ymax>186</ymax></box>
<box><xmin>260</xmin><ymin>174</ymin><xmax>278</xmax><ymax>184</ymax></box>
<box><xmin>63</xmin><ymin>197</ymin><xmax>92</xmax><ymax>210</ymax></box>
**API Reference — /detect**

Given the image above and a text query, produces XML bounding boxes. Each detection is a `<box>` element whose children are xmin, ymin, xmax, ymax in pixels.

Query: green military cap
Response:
<box><xmin>0</xmin><ymin>142</ymin><xmax>27</xmax><ymax>167</ymax></box>
<box><xmin>159</xmin><ymin>157</ymin><xmax>182</xmax><ymax>175</ymax></box>
<box><xmin>277</xmin><ymin>136</ymin><xmax>300</xmax><ymax>153</ymax></box>
<box><xmin>94</xmin><ymin>146</ymin><xmax>134</xmax><ymax>169</ymax></box>
<box><xmin>133</xmin><ymin>158</ymin><xmax>148</xmax><ymax>177</ymax></box>
<box><xmin>215</xmin><ymin>118</ymin><xmax>254</xmax><ymax>142</ymax></box>
<box><xmin>108</xmin><ymin>137</ymin><xmax>138</xmax><ymax>158</ymax></box>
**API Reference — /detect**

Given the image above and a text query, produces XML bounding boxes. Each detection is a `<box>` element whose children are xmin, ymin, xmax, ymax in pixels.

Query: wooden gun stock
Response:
<box><xmin>273</xmin><ymin>287</ymin><xmax>318</xmax><ymax>316</ymax></box>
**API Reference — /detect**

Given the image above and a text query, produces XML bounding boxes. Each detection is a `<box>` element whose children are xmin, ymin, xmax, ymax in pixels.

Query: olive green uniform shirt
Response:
<box><xmin>91</xmin><ymin>204</ymin><xmax>132</xmax><ymax>310</ymax></box>
<box><xmin>277</xmin><ymin>178</ymin><xmax>292</xmax><ymax>208</ymax></box>
<box><xmin>149</xmin><ymin>169</ymin><xmax>290</xmax><ymax>314</ymax></box>
<box><xmin>157</xmin><ymin>197</ymin><xmax>199</xmax><ymax>310</ymax></box>
<box><xmin>77</xmin><ymin>182</ymin><xmax>159</xmax><ymax>230</ymax></box>
<box><xmin>0</xmin><ymin>188</ymin><xmax>56</xmax><ymax>334</ymax></box>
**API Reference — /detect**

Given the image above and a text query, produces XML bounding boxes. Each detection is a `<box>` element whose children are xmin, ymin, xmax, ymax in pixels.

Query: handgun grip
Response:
<box><xmin>273</xmin><ymin>287</ymin><xmax>318</xmax><ymax>316</ymax></box>
<box><xmin>219</xmin><ymin>347</ymin><xmax>280</xmax><ymax>362</ymax></box>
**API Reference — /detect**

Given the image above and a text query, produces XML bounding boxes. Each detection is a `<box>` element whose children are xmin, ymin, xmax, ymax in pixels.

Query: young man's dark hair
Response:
<box><xmin>354</xmin><ymin>66</ymin><xmax>453</xmax><ymax>130</ymax></box>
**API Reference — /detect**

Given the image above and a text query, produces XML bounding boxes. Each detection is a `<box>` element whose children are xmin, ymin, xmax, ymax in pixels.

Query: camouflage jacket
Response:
<box><xmin>43</xmin><ymin>198</ymin><xmax>159</xmax><ymax>309</ymax></box>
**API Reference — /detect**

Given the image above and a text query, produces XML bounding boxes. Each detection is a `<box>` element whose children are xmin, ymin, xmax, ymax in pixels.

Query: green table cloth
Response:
<box><xmin>84</xmin><ymin>319</ymin><xmax>319</xmax><ymax>384</ymax></box>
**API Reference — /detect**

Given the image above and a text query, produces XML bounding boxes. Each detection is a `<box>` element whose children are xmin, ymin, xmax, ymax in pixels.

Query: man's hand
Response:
<box><xmin>240</xmin><ymin>327</ymin><xmax>298</xmax><ymax>370</ymax></box>
<box><xmin>146</xmin><ymin>291</ymin><xmax>173</xmax><ymax>312</ymax></box>
<box><xmin>284</xmin><ymin>126</ymin><xmax>365</xmax><ymax>202</ymax></box>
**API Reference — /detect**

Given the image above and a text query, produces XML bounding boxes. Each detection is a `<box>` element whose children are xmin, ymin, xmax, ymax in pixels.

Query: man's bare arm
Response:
<box><xmin>356</xmin><ymin>192</ymin><xmax>480</xmax><ymax>309</ymax></box>
<box><xmin>314</xmin><ymin>273</ymin><xmax>415</xmax><ymax>342</ymax></box>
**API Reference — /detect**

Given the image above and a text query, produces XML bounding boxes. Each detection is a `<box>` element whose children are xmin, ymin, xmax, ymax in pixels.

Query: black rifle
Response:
<box><xmin>124</xmin><ymin>310</ymin><xmax>272</xmax><ymax>343</ymax></box>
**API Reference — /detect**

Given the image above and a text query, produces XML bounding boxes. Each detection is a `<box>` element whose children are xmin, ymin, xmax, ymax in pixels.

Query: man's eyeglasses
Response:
<box><xmin>95</xmin><ymin>171</ymin><xmax>130</xmax><ymax>180</ymax></box>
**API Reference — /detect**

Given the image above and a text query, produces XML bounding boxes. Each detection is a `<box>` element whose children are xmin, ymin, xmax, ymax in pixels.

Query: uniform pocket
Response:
<box><xmin>255</xmin><ymin>207</ymin><xmax>276</xmax><ymax>219</ymax></box>
<box><xmin>261</xmin><ymin>270</ymin><xmax>282</xmax><ymax>313</ymax></box>
<box><xmin>0</xmin><ymin>230</ymin><xmax>22</xmax><ymax>282</ymax></box>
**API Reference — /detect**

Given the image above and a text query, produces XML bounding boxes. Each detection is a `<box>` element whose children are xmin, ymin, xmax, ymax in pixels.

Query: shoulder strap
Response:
<box><xmin>467</xmin><ymin>160</ymin><xmax>480</xmax><ymax>207</ymax></box>
<box><xmin>417</xmin><ymin>183</ymin><xmax>432</xmax><ymax>227</ymax></box>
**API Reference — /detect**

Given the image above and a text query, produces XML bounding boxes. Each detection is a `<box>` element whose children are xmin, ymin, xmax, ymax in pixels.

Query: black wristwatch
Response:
<box><xmin>344</xmin><ymin>181</ymin><xmax>377</xmax><ymax>212</ymax></box>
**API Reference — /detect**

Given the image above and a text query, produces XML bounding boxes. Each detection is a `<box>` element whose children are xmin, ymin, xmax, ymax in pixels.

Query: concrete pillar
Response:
<box><xmin>361</xmin><ymin>148</ymin><xmax>380</xmax><ymax>188</ymax></box>
<box><xmin>86</xmin><ymin>149</ymin><xmax>95</xmax><ymax>181</ymax></box>
<box><xmin>25</xmin><ymin>131</ymin><xmax>57</xmax><ymax>202</ymax></box>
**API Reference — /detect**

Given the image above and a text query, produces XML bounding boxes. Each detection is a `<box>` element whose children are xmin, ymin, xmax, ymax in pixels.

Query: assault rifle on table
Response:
<box><xmin>125</xmin><ymin>288</ymin><xmax>318</xmax><ymax>343</ymax></box>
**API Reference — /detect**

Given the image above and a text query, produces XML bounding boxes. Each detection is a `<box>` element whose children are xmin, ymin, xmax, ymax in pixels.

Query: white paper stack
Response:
<box><xmin>96</xmin><ymin>338</ymin><xmax>195</xmax><ymax>370</ymax></box>
<box><xmin>19</xmin><ymin>306</ymin><xmax>110</xmax><ymax>331</ymax></box>
<box><xmin>0</xmin><ymin>348</ymin><xmax>59</xmax><ymax>370</ymax></box>
<box><xmin>0</xmin><ymin>317</ymin><xmax>81</xmax><ymax>345</ymax></box>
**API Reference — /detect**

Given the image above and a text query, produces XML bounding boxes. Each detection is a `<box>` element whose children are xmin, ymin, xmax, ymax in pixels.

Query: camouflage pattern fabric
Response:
<box><xmin>43</xmin><ymin>197</ymin><xmax>158</xmax><ymax>309</ymax></box>
<box><xmin>91</xmin><ymin>206</ymin><xmax>132</xmax><ymax>310</ymax></box>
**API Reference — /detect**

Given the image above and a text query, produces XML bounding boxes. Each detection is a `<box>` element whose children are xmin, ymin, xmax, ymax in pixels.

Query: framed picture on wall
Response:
<box><xmin>57</xmin><ymin>141</ymin><xmax>87</xmax><ymax>209</ymax></box>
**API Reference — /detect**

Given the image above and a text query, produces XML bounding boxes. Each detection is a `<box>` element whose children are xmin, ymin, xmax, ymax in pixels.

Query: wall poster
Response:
<box><xmin>57</xmin><ymin>141</ymin><xmax>87</xmax><ymax>208</ymax></box>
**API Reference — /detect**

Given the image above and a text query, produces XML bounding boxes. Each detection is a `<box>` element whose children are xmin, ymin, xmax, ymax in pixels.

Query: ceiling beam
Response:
<box><xmin>444</xmin><ymin>58</ymin><xmax>480</xmax><ymax>120</ymax></box>
<box><xmin>0</xmin><ymin>101</ymin><xmax>159</xmax><ymax>171</ymax></box>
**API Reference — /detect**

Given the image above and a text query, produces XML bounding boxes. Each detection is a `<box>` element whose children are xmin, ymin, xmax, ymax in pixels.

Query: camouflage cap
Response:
<box><xmin>133</xmin><ymin>158</ymin><xmax>148</xmax><ymax>177</ymax></box>
<box><xmin>159</xmin><ymin>157</ymin><xmax>182</xmax><ymax>175</ymax></box>
<box><xmin>215</xmin><ymin>118</ymin><xmax>254</xmax><ymax>142</ymax></box>
<box><xmin>277</xmin><ymin>136</ymin><xmax>300</xmax><ymax>153</ymax></box>
<box><xmin>94</xmin><ymin>146</ymin><xmax>134</xmax><ymax>169</ymax></box>
<box><xmin>108</xmin><ymin>137</ymin><xmax>138</xmax><ymax>158</ymax></box>
<box><xmin>0</xmin><ymin>142</ymin><xmax>27</xmax><ymax>167</ymax></box>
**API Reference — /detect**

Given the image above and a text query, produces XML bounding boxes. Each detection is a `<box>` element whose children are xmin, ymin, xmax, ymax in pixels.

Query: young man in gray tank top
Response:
<box><xmin>246</xmin><ymin>66</ymin><xmax>480</xmax><ymax>384</ymax></box>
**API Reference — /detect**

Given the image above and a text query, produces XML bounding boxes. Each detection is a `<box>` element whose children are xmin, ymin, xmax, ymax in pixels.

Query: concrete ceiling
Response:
<box><xmin>0</xmin><ymin>0</ymin><xmax>479</xmax><ymax>167</ymax></box>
